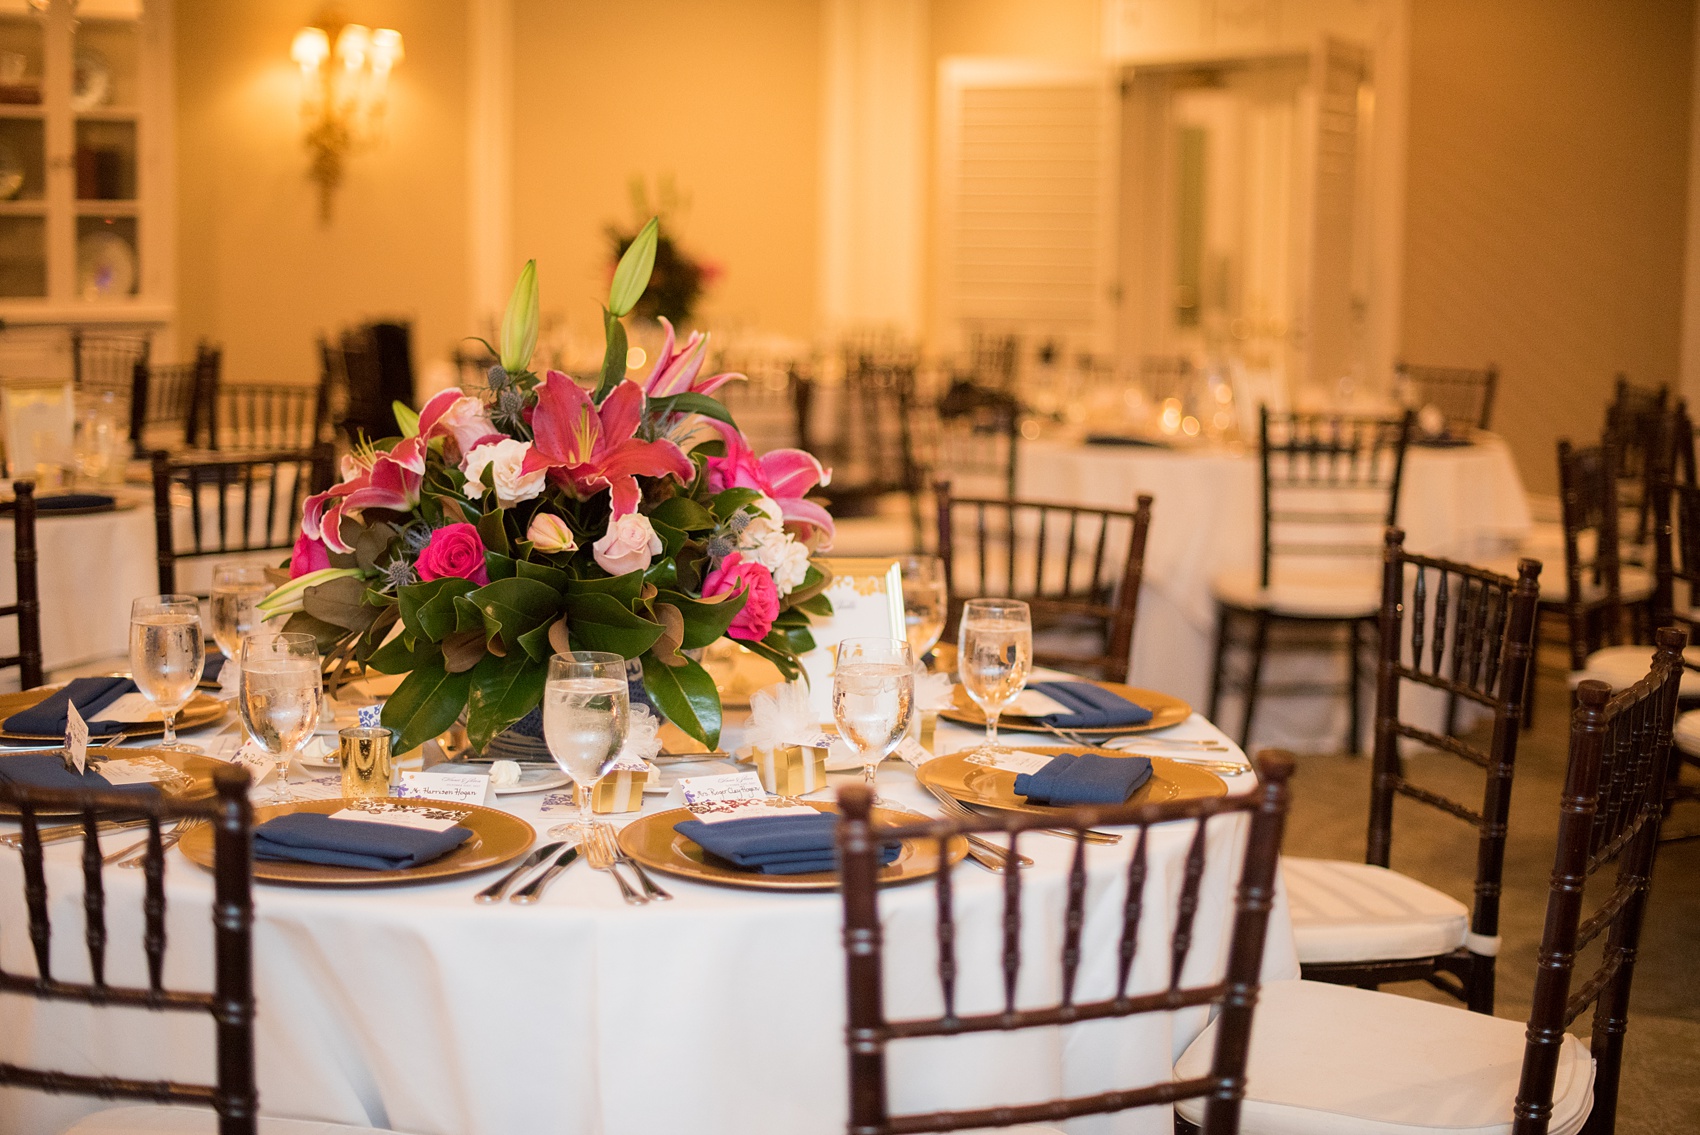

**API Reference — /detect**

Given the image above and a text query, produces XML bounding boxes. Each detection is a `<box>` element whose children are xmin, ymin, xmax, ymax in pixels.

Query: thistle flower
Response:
<box><xmin>492</xmin><ymin>388</ymin><xmax>529</xmax><ymax>433</ymax></box>
<box><xmin>381</xmin><ymin>559</ymin><xmax>417</xmax><ymax>591</ymax></box>
<box><xmin>486</xmin><ymin>365</ymin><xmax>512</xmax><ymax>392</ymax></box>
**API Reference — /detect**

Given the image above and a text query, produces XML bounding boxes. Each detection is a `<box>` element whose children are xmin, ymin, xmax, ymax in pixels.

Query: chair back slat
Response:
<box><xmin>0</xmin><ymin>481</ymin><xmax>45</xmax><ymax>689</ymax></box>
<box><xmin>20</xmin><ymin>808</ymin><xmax>51</xmax><ymax>980</ymax></box>
<box><xmin>1513</xmin><ymin>629</ymin><xmax>1683</xmax><ymax>1134</ymax></box>
<box><xmin>1558</xmin><ymin>440</ymin><xmax>1626</xmax><ymax>669</ymax></box>
<box><xmin>839</xmin><ymin>755</ymin><xmax>1295</xmax><ymax>1135</ymax></box>
<box><xmin>79</xmin><ymin>808</ymin><xmax>107</xmax><ymax>986</ymax></box>
<box><xmin>933</xmin><ymin>834</ymin><xmax>957</xmax><ymax>1020</ymax></box>
<box><xmin>1113</xmin><ymin>825</ymin><xmax>1149</xmax><ymax>1000</ymax></box>
<box><xmin>1394</xmin><ymin>361</ymin><xmax>1498</xmax><ymax>433</ymax></box>
<box><xmin>143</xmin><ymin>817</ymin><xmax>168</xmax><ymax>992</ymax></box>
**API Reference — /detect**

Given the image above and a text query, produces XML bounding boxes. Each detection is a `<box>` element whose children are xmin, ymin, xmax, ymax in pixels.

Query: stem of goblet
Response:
<box><xmin>162</xmin><ymin>711</ymin><xmax>177</xmax><ymax>747</ymax></box>
<box><xmin>985</xmin><ymin>709</ymin><xmax>1000</xmax><ymax>751</ymax></box>
<box><xmin>577</xmin><ymin>780</ymin><xmax>594</xmax><ymax>831</ymax></box>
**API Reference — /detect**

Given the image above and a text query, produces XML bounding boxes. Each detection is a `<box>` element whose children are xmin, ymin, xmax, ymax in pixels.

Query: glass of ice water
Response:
<box><xmin>209</xmin><ymin>562</ymin><xmax>271</xmax><ymax>665</ymax></box>
<box><xmin>832</xmin><ymin>637</ymin><xmax>915</xmax><ymax>799</ymax></box>
<box><xmin>957</xmin><ymin>598</ymin><xmax>1032</xmax><ymax>762</ymax></box>
<box><xmin>129</xmin><ymin>594</ymin><xmax>206</xmax><ymax>752</ymax></box>
<box><xmin>543</xmin><ymin>651</ymin><xmax>630</xmax><ymax>842</ymax></box>
<box><xmin>237</xmin><ymin>632</ymin><xmax>322</xmax><ymax>803</ymax></box>
<box><xmin>899</xmin><ymin>554</ymin><xmax>948</xmax><ymax>664</ymax></box>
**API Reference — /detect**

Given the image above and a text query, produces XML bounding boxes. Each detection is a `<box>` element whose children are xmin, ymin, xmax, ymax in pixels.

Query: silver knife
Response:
<box><xmin>474</xmin><ymin>841</ymin><xmax>564</xmax><ymax>904</ymax></box>
<box><xmin>509</xmin><ymin>844</ymin><xmax>581</xmax><ymax>905</ymax></box>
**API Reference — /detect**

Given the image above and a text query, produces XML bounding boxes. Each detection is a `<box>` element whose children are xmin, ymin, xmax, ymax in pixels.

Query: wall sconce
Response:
<box><xmin>292</xmin><ymin>17</ymin><xmax>403</xmax><ymax>222</ymax></box>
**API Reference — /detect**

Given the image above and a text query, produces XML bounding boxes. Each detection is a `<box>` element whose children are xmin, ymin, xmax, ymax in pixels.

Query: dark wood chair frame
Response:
<box><xmin>0</xmin><ymin>765</ymin><xmax>257</xmax><ymax>1133</ymax></box>
<box><xmin>838</xmin><ymin>753</ymin><xmax>1295</xmax><ymax>1135</ymax></box>
<box><xmin>1208</xmin><ymin>408</ymin><xmax>1414</xmax><ymax>752</ymax></box>
<box><xmin>1394</xmin><ymin>360</ymin><xmax>1499</xmax><ymax>433</ymax></box>
<box><xmin>934</xmin><ymin>480</ymin><xmax>1153</xmax><ymax>684</ymax></box>
<box><xmin>152</xmin><ymin>446</ymin><xmax>336</xmax><ymax>596</ymax></box>
<box><xmin>206</xmin><ymin>380</ymin><xmax>331</xmax><ymax>452</ymax></box>
<box><xmin>0</xmin><ymin>479</ymin><xmax>44</xmax><ymax>690</ymax></box>
<box><xmin>1644</xmin><ymin>470</ymin><xmax>1700</xmax><ymax>821</ymax></box>
<box><xmin>1298</xmin><ymin>527</ymin><xmax>1541</xmax><ymax>1013</ymax></box>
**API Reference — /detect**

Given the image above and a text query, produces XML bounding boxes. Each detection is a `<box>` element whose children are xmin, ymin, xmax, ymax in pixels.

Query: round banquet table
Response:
<box><xmin>0</xmin><ymin>708</ymin><xmax>1296</xmax><ymax>1135</ymax></box>
<box><xmin>1013</xmin><ymin>433</ymin><xmax>1533</xmax><ymax>750</ymax></box>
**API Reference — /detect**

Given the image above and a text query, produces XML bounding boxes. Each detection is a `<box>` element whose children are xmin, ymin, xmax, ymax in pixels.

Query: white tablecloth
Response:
<box><xmin>1014</xmin><ymin>435</ymin><xmax>1532</xmax><ymax>750</ymax></box>
<box><xmin>0</xmin><ymin>711</ymin><xmax>1295</xmax><ymax>1135</ymax></box>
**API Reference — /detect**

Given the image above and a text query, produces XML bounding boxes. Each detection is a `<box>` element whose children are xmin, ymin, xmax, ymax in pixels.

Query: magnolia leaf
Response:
<box><xmin>281</xmin><ymin>611</ymin><xmax>354</xmax><ymax>655</ymax></box>
<box><xmin>786</xmin><ymin>562</ymin><xmax>833</xmax><ymax>609</ymax></box>
<box><xmin>477</xmin><ymin>509</ymin><xmax>510</xmax><ymax>557</ymax></box>
<box><xmin>608</xmin><ymin>216</ymin><xmax>659</xmax><ymax>319</ymax></box>
<box><xmin>440</xmin><ymin>498</ymin><xmax>471</xmax><ymax>527</ymax></box>
<box><xmin>470</xmin><ymin>577</ymin><xmax>560</xmax><ymax>645</ymax></box>
<box><xmin>353</xmin><ymin>522</ymin><xmax>399</xmax><ymax>573</ymax></box>
<box><xmin>597</xmin><ymin>309</ymin><xmax>629</xmax><ymax>401</ymax></box>
<box><xmin>641</xmin><ymin>653</ymin><xmax>720</xmax><ymax>749</ymax></box>
<box><xmin>547</xmin><ymin>616</ymin><xmax>572</xmax><ymax>655</ymax></box>
<box><xmin>708</xmin><ymin>487</ymin><xmax>763</xmax><ymax>521</ymax></box>
<box><xmin>657</xmin><ymin>588</ymin><xmax>749</xmax><ymax>649</ymax></box>
<box><xmin>398</xmin><ymin>578</ymin><xmax>477</xmax><ymax>643</ymax></box>
<box><xmin>651</xmin><ymin>603</ymin><xmax>687</xmax><ymax>668</ymax></box>
<box><xmin>466</xmin><ymin>652</ymin><xmax>547</xmax><ymax>751</ymax></box>
<box><xmin>303</xmin><ymin>575</ymin><xmax>379</xmax><ymax>633</ymax></box>
<box><xmin>441</xmin><ymin>628</ymin><xmax>487</xmax><ymax>674</ymax></box>
<box><xmin>648</xmin><ymin>495</ymin><xmax>716</xmax><ymax>533</ymax></box>
<box><xmin>381</xmin><ymin>652</ymin><xmax>473</xmax><ymax>755</ymax></box>
<box><xmin>563</xmin><ymin>571</ymin><xmax>644</xmax><ymax>606</ymax></box>
<box><xmin>365</xmin><ymin>627</ymin><xmax>416</xmax><ymax>674</ymax></box>
<box><xmin>790</xmin><ymin>590</ymin><xmax>834</xmax><ymax>618</ymax></box>
<box><xmin>561</xmin><ymin>592</ymin><xmax>664</xmax><ymax>658</ymax></box>
<box><xmin>742</xmin><ymin>634</ymin><xmax>803</xmax><ymax>683</ymax></box>
<box><xmin>645</xmin><ymin>392</ymin><xmax>738</xmax><ymax>429</ymax></box>
<box><xmin>515</xmin><ymin>620</ymin><xmax>555</xmax><ymax>662</ymax></box>
<box><xmin>515</xmin><ymin>558</ymin><xmax>571</xmax><ymax>591</ymax></box>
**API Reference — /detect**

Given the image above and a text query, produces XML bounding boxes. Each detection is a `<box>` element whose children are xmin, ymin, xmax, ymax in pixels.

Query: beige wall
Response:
<box><xmin>509</xmin><ymin>0</ymin><xmax>822</xmax><ymax>342</ymax></box>
<box><xmin>1400</xmin><ymin>0</ymin><xmax>1695</xmax><ymax>493</ymax></box>
<box><xmin>175</xmin><ymin>0</ymin><xmax>470</xmax><ymax>387</ymax></box>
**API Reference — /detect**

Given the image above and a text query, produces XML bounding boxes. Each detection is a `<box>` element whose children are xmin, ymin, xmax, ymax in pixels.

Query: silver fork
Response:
<box><xmin>1031</xmin><ymin>720</ymin><xmax>1227</xmax><ymax>753</ymax></box>
<box><xmin>603</xmin><ymin>829</ymin><xmax>672</xmax><ymax>901</ymax></box>
<box><xmin>1</xmin><ymin>817</ymin><xmax>149</xmax><ymax>849</ymax></box>
<box><xmin>925</xmin><ymin>782</ymin><xmax>1121</xmax><ymax>845</ymax></box>
<box><xmin>117</xmin><ymin>820</ymin><xmax>206</xmax><ymax>868</ymax></box>
<box><xmin>102</xmin><ymin>818</ymin><xmax>191</xmax><ymax>865</ymax></box>
<box><xmin>918</xmin><ymin>784</ymin><xmax>1032</xmax><ymax>869</ymax></box>
<box><xmin>585</xmin><ymin>826</ymin><xmax>646</xmax><ymax>905</ymax></box>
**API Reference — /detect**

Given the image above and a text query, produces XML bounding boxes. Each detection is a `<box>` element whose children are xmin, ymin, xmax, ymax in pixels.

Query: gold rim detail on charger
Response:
<box><xmin>915</xmin><ymin>746</ymin><xmax>1226</xmax><ymax>818</ymax></box>
<box><xmin>0</xmin><ymin>686</ymin><xmax>228</xmax><ymax>743</ymax></box>
<box><xmin>178</xmin><ymin>797</ymin><xmax>535</xmax><ymax>886</ymax></box>
<box><xmin>939</xmin><ymin>680</ymin><xmax>1191</xmax><ymax>737</ymax></box>
<box><xmin>617</xmin><ymin>800</ymin><xmax>968</xmax><ymax>892</ymax></box>
<box><xmin>0</xmin><ymin>747</ymin><xmax>228</xmax><ymax>817</ymax></box>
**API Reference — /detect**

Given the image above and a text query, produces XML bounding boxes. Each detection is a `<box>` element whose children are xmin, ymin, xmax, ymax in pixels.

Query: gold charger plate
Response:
<box><xmin>179</xmin><ymin>797</ymin><xmax>535</xmax><ymax>886</ymax></box>
<box><xmin>916</xmin><ymin>746</ymin><xmax>1226</xmax><ymax>819</ymax></box>
<box><xmin>617</xmin><ymin>800</ymin><xmax>968</xmax><ymax>892</ymax></box>
<box><xmin>940</xmin><ymin>680</ymin><xmax>1191</xmax><ymax>738</ymax></box>
<box><xmin>0</xmin><ymin>686</ymin><xmax>227</xmax><ymax>743</ymax></box>
<box><xmin>0</xmin><ymin>747</ymin><xmax>227</xmax><ymax>817</ymax></box>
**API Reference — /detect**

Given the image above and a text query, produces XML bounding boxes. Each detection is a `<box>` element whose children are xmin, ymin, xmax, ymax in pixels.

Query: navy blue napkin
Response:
<box><xmin>1028</xmin><ymin>681</ymin><xmax>1153</xmax><ymax>728</ymax></box>
<box><xmin>1084</xmin><ymin>433</ymin><xmax>1168</xmax><ymax>448</ymax></box>
<box><xmin>35</xmin><ymin>493</ymin><xmax>117</xmax><ymax>512</ymax></box>
<box><xmin>0</xmin><ymin>752</ymin><xmax>158</xmax><ymax>797</ymax></box>
<box><xmin>202</xmin><ymin>655</ymin><xmax>226</xmax><ymax>683</ymax></box>
<box><xmin>675</xmin><ymin>812</ymin><xmax>900</xmax><ymax>875</ymax></box>
<box><xmin>253</xmin><ymin>812</ymin><xmax>472</xmax><ymax>871</ymax></box>
<box><xmin>4</xmin><ymin>676</ymin><xmax>138</xmax><ymax>737</ymax></box>
<box><xmin>1013</xmin><ymin>752</ymin><xmax>1153</xmax><ymax>806</ymax></box>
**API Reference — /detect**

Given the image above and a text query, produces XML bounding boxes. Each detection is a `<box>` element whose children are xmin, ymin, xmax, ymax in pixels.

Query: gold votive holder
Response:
<box><xmin>338</xmin><ymin>726</ymin><xmax>394</xmax><ymax>798</ymax></box>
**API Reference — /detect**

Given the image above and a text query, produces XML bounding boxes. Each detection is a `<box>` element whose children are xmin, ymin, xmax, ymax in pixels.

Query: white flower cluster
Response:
<box><xmin>737</xmin><ymin>496</ymin><xmax>811</xmax><ymax>596</ymax></box>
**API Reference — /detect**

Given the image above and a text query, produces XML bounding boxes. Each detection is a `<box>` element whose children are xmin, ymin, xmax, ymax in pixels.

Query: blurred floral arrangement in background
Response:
<box><xmin>605</xmin><ymin>175</ymin><xmax>721</xmax><ymax>328</ymax></box>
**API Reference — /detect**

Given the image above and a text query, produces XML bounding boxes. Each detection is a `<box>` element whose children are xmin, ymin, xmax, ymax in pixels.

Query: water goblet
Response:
<box><xmin>832</xmin><ymin>637</ymin><xmax>915</xmax><ymax>799</ymax></box>
<box><xmin>899</xmin><ymin>554</ymin><xmax>947</xmax><ymax>664</ymax></box>
<box><xmin>209</xmin><ymin>562</ymin><xmax>271</xmax><ymax>671</ymax></box>
<box><xmin>237</xmin><ymin>632</ymin><xmax>323</xmax><ymax>804</ymax></box>
<box><xmin>957</xmin><ymin>598</ymin><xmax>1032</xmax><ymax>762</ymax></box>
<box><xmin>128</xmin><ymin>594</ymin><xmax>206</xmax><ymax>752</ymax></box>
<box><xmin>542</xmin><ymin>651</ymin><xmax>630</xmax><ymax>843</ymax></box>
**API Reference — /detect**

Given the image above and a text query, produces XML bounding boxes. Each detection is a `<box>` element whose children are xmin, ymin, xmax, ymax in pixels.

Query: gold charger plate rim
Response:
<box><xmin>0</xmin><ymin>685</ymin><xmax>226</xmax><ymax>743</ymax></box>
<box><xmin>940</xmin><ymin>679</ymin><xmax>1191</xmax><ymax>736</ymax></box>
<box><xmin>0</xmin><ymin>746</ymin><xmax>228</xmax><ymax>817</ymax></box>
<box><xmin>178</xmin><ymin>797</ymin><xmax>536</xmax><ymax>886</ymax></box>
<box><xmin>915</xmin><ymin>746</ymin><xmax>1226</xmax><ymax>819</ymax></box>
<box><xmin>617</xmin><ymin>800</ymin><xmax>967</xmax><ymax>892</ymax></box>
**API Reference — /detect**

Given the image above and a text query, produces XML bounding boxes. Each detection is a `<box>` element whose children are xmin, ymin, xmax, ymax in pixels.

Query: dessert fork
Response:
<box><xmin>585</xmin><ymin>826</ymin><xmax>646</xmax><ymax>905</ymax></box>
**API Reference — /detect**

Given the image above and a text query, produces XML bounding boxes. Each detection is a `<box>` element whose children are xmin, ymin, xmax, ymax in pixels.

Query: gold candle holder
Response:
<box><xmin>338</xmin><ymin>726</ymin><xmax>394</xmax><ymax>798</ymax></box>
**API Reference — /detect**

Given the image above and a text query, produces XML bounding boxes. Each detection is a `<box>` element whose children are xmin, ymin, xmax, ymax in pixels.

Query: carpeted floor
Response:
<box><xmin>1276</xmin><ymin>657</ymin><xmax>1700</xmax><ymax>1133</ymax></box>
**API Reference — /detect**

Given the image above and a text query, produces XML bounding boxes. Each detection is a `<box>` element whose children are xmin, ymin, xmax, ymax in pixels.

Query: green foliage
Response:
<box><xmin>466</xmin><ymin>652</ymin><xmax>548</xmax><ymax>751</ymax></box>
<box><xmin>382</xmin><ymin>650</ymin><xmax>475</xmax><ymax>755</ymax></box>
<box><xmin>641</xmin><ymin>653</ymin><xmax>721</xmax><ymax>749</ymax></box>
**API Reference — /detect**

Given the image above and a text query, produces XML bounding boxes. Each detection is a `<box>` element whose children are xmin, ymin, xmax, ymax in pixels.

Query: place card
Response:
<box><xmin>1007</xmin><ymin>688</ymin><xmax>1070</xmax><ymax>717</ymax></box>
<box><xmin>197</xmin><ymin>732</ymin><xmax>247</xmax><ymax>763</ymax></box>
<box><xmin>330</xmin><ymin>801</ymin><xmax>461</xmax><ymax>833</ymax></box>
<box><xmin>64</xmin><ymin>701</ymin><xmax>88</xmax><ymax>774</ymax></box>
<box><xmin>967</xmin><ymin>749</ymin><xmax>1053</xmax><ymax>775</ymax></box>
<box><xmin>678</xmin><ymin>771</ymin><xmax>816</xmax><ymax>824</ymax></box>
<box><xmin>91</xmin><ymin>693</ymin><xmax>164</xmax><ymax>724</ymax></box>
<box><xmin>539</xmin><ymin>791</ymin><xmax>579</xmax><ymax>814</ymax></box>
<box><xmin>97</xmin><ymin>755</ymin><xmax>178</xmax><ymax>786</ymax></box>
<box><xmin>396</xmin><ymin>769</ymin><xmax>488</xmax><ymax>806</ymax></box>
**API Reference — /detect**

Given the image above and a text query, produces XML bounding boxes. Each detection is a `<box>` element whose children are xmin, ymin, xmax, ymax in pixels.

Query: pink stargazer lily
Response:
<box><xmin>417</xmin><ymin>387</ymin><xmax>504</xmax><ymax>460</ymax></box>
<box><xmin>639</xmin><ymin>318</ymin><xmax>743</xmax><ymax>399</ymax></box>
<box><xmin>522</xmin><ymin>373</ymin><xmax>694</xmax><ymax>516</ymax></box>
<box><xmin>302</xmin><ymin>436</ymin><xmax>427</xmax><ymax>554</ymax></box>
<box><xmin>704</xmin><ymin>422</ymin><xmax>834</xmax><ymax>545</ymax></box>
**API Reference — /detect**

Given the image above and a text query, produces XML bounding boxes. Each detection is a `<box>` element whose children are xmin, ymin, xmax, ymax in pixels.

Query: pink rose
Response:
<box><xmin>592</xmin><ymin>512</ymin><xmax>662</xmax><ymax>576</ymax></box>
<box><xmin>289</xmin><ymin>531</ymin><xmax>331</xmax><ymax>578</ymax></box>
<box><xmin>701</xmin><ymin>551</ymin><xmax>779</xmax><ymax>642</ymax></box>
<box><xmin>416</xmin><ymin>523</ymin><xmax>490</xmax><ymax>586</ymax></box>
<box><xmin>527</xmin><ymin>513</ymin><xmax>578</xmax><ymax>553</ymax></box>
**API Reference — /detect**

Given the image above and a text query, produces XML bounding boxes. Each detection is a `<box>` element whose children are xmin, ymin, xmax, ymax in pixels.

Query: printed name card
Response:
<box><xmin>969</xmin><ymin>749</ymin><xmax>1054</xmax><ymax>775</ymax></box>
<box><xmin>96</xmin><ymin>755</ymin><xmax>179</xmax><ymax>786</ymax></box>
<box><xmin>396</xmin><ymin>770</ymin><xmax>488</xmax><ymax>806</ymax></box>
<box><xmin>91</xmin><ymin>693</ymin><xmax>165</xmax><ymax>724</ymax></box>
<box><xmin>677</xmin><ymin>771</ymin><xmax>816</xmax><ymax>824</ymax></box>
<box><xmin>64</xmin><ymin>701</ymin><xmax>89</xmax><ymax>774</ymax></box>
<box><xmin>329</xmin><ymin>801</ymin><xmax>462</xmax><ymax>833</ymax></box>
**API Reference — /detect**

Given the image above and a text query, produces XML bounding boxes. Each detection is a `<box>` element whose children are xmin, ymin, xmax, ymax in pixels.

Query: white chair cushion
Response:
<box><xmin>1282</xmin><ymin>858</ymin><xmax>1469</xmax><ymax>964</ymax></box>
<box><xmin>1479</xmin><ymin>553</ymin><xmax>1651</xmax><ymax>606</ymax></box>
<box><xmin>1675</xmin><ymin>708</ymin><xmax>1700</xmax><ymax>758</ymax></box>
<box><xmin>1173</xmin><ymin>980</ymin><xmax>1594</xmax><ymax>1135</ymax></box>
<box><xmin>1569</xmin><ymin>644</ymin><xmax>1700</xmax><ymax>697</ymax></box>
<box><xmin>64</xmin><ymin>1105</ymin><xmax>406</xmax><ymax>1134</ymax></box>
<box><xmin>1211</xmin><ymin>567</ymin><xmax>1380</xmax><ymax>618</ymax></box>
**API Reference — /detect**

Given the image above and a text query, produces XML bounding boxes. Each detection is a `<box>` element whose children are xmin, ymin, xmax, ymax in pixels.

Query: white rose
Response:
<box><xmin>768</xmin><ymin>537</ymin><xmax>811</xmax><ymax>596</ymax></box>
<box><xmin>593</xmin><ymin>512</ymin><xmax>663</xmax><ymax>576</ymax></box>
<box><xmin>488</xmin><ymin>760</ymin><xmax>523</xmax><ymax>788</ymax></box>
<box><xmin>463</xmin><ymin>439</ymin><xmax>546</xmax><ymax>508</ymax></box>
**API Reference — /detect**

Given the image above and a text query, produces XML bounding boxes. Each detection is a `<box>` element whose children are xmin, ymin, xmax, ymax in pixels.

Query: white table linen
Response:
<box><xmin>0</xmin><ymin>710</ymin><xmax>1295</xmax><ymax>1135</ymax></box>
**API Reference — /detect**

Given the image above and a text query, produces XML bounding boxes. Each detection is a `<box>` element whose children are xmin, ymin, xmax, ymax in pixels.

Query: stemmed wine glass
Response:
<box><xmin>832</xmin><ymin>637</ymin><xmax>915</xmax><ymax>798</ymax></box>
<box><xmin>209</xmin><ymin>562</ymin><xmax>271</xmax><ymax>671</ymax></box>
<box><xmin>237</xmin><ymin>632</ymin><xmax>323</xmax><ymax>804</ymax></box>
<box><xmin>129</xmin><ymin>594</ymin><xmax>206</xmax><ymax>752</ymax></box>
<box><xmin>957</xmin><ymin>598</ymin><xmax>1032</xmax><ymax>762</ymax></box>
<box><xmin>542</xmin><ymin>651</ymin><xmax>630</xmax><ymax>842</ymax></box>
<box><xmin>899</xmin><ymin>554</ymin><xmax>947</xmax><ymax>665</ymax></box>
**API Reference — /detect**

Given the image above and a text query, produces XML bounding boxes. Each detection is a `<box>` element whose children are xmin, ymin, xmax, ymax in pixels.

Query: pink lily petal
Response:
<box><xmin>780</xmin><ymin>496</ymin><xmax>835</xmax><ymax>542</ymax></box>
<box><xmin>416</xmin><ymin>387</ymin><xmax>465</xmax><ymax>440</ymax></box>
<box><xmin>596</xmin><ymin>381</ymin><xmax>646</xmax><ymax>443</ymax></box>
<box><xmin>528</xmin><ymin>372</ymin><xmax>599</xmax><ymax>468</ymax></box>
<box><xmin>760</xmin><ymin>448</ymin><xmax>831</xmax><ymax>498</ymax></box>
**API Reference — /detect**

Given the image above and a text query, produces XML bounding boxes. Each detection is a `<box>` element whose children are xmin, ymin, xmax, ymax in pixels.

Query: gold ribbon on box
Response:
<box><xmin>591</xmin><ymin>763</ymin><xmax>653</xmax><ymax>814</ymax></box>
<box><xmin>745</xmin><ymin>743</ymin><xmax>828</xmax><ymax>796</ymax></box>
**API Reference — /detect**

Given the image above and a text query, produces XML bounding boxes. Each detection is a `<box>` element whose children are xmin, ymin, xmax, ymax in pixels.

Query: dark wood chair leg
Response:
<box><xmin>1240</xmin><ymin>611</ymin><xmax>1271</xmax><ymax>749</ymax></box>
<box><xmin>1346</xmin><ymin>618</ymin><xmax>1363</xmax><ymax>755</ymax></box>
<box><xmin>1208</xmin><ymin>605</ymin><xmax>1232</xmax><ymax>723</ymax></box>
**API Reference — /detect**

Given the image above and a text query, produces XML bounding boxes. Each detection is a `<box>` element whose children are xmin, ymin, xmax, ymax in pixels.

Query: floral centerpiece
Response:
<box><xmin>261</xmin><ymin>219</ymin><xmax>834</xmax><ymax>754</ymax></box>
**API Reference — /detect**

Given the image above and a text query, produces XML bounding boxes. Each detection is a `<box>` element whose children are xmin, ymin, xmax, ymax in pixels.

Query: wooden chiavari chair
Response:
<box><xmin>70</xmin><ymin>329</ymin><xmax>149</xmax><ymax>391</ymax></box>
<box><xmin>209</xmin><ymin>382</ymin><xmax>328</xmax><ymax>452</ymax></box>
<box><xmin>838</xmin><ymin>753</ymin><xmax>1295</xmax><ymax>1135</ymax></box>
<box><xmin>1175</xmin><ymin>628</ymin><xmax>1685</xmax><ymax>1135</ymax></box>
<box><xmin>0</xmin><ymin>479</ymin><xmax>44</xmax><ymax>690</ymax></box>
<box><xmin>151</xmin><ymin>447</ymin><xmax>336</xmax><ymax>597</ymax></box>
<box><xmin>1603</xmin><ymin>375</ymin><xmax>1669</xmax><ymax>555</ymax></box>
<box><xmin>1207</xmin><ymin>408</ymin><xmax>1414</xmax><ymax>751</ymax></box>
<box><xmin>1284</xmin><ymin>529</ymin><xmax>1541</xmax><ymax>1013</ymax></box>
<box><xmin>1394</xmin><ymin>360</ymin><xmax>1499</xmax><ymax>433</ymax></box>
<box><xmin>935</xmin><ymin>480</ymin><xmax>1153</xmax><ymax>683</ymax></box>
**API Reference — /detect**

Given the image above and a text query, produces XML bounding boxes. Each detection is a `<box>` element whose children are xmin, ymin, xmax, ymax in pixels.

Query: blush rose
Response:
<box><xmin>592</xmin><ymin>512</ymin><xmax>663</xmax><ymax>576</ymax></box>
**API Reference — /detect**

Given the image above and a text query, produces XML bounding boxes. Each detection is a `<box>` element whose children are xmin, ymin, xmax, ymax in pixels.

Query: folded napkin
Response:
<box><xmin>1013</xmin><ymin>752</ymin><xmax>1153</xmax><ymax>807</ymax></box>
<box><xmin>35</xmin><ymin>493</ymin><xmax>117</xmax><ymax>512</ymax></box>
<box><xmin>1027</xmin><ymin>680</ymin><xmax>1153</xmax><ymax>729</ymax></box>
<box><xmin>4</xmin><ymin>676</ymin><xmax>138</xmax><ymax>737</ymax></box>
<box><xmin>674</xmin><ymin>812</ymin><xmax>900</xmax><ymax>876</ymax></box>
<box><xmin>253</xmin><ymin>812</ymin><xmax>472</xmax><ymax>871</ymax></box>
<box><xmin>203</xmin><ymin>654</ymin><xmax>226</xmax><ymax>683</ymax></box>
<box><xmin>1085</xmin><ymin>433</ymin><xmax>1168</xmax><ymax>448</ymax></box>
<box><xmin>0</xmin><ymin>752</ymin><xmax>158</xmax><ymax>797</ymax></box>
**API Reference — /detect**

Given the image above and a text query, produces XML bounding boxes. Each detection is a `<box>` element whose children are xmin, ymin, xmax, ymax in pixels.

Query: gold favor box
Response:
<box><xmin>591</xmin><ymin>764</ymin><xmax>654</xmax><ymax>814</ymax></box>
<box><xmin>744</xmin><ymin>743</ymin><xmax>829</xmax><ymax>796</ymax></box>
